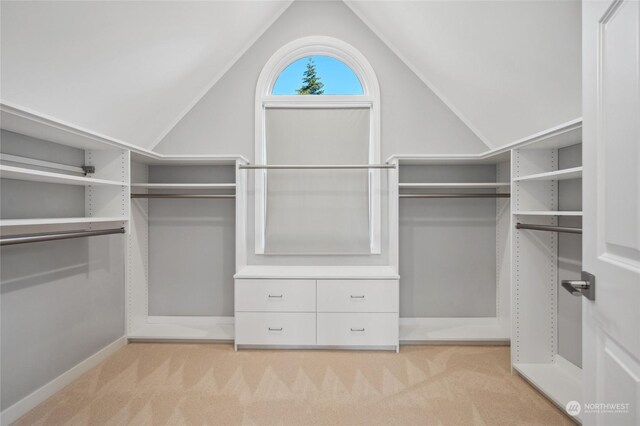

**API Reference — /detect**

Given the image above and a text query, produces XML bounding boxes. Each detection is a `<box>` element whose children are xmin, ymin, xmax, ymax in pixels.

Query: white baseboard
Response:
<box><xmin>128</xmin><ymin>316</ymin><xmax>234</xmax><ymax>341</ymax></box>
<box><xmin>399</xmin><ymin>317</ymin><xmax>511</xmax><ymax>343</ymax></box>
<box><xmin>0</xmin><ymin>336</ymin><xmax>127</xmax><ymax>426</ymax></box>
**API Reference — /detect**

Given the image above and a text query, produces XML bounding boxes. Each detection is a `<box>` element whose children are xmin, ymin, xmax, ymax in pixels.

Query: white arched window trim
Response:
<box><xmin>254</xmin><ymin>36</ymin><xmax>381</xmax><ymax>255</ymax></box>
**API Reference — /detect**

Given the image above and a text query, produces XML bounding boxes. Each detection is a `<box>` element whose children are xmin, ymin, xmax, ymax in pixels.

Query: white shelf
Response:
<box><xmin>517</xmin><ymin>123</ymin><xmax>582</xmax><ymax>150</ymax></box>
<box><xmin>0</xmin><ymin>216</ymin><xmax>127</xmax><ymax>228</ymax></box>
<box><xmin>400</xmin><ymin>317</ymin><xmax>510</xmax><ymax>343</ymax></box>
<box><xmin>0</xmin><ymin>165</ymin><xmax>125</xmax><ymax>186</ymax></box>
<box><xmin>514</xmin><ymin>211</ymin><xmax>582</xmax><ymax>216</ymax></box>
<box><xmin>235</xmin><ymin>265</ymin><xmax>399</xmax><ymax>280</ymax></box>
<box><xmin>399</xmin><ymin>182</ymin><xmax>510</xmax><ymax>188</ymax></box>
<box><xmin>513</xmin><ymin>359</ymin><xmax>582</xmax><ymax>421</ymax></box>
<box><xmin>514</xmin><ymin>167</ymin><xmax>582</xmax><ymax>182</ymax></box>
<box><xmin>131</xmin><ymin>183</ymin><xmax>235</xmax><ymax>189</ymax></box>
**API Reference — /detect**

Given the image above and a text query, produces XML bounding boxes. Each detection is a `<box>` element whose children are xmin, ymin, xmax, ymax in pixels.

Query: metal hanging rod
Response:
<box><xmin>400</xmin><ymin>193</ymin><xmax>510</xmax><ymax>198</ymax></box>
<box><xmin>239</xmin><ymin>164</ymin><xmax>396</xmax><ymax>170</ymax></box>
<box><xmin>516</xmin><ymin>223</ymin><xmax>582</xmax><ymax>234</ymax></box>
<box><xmin>0</xmin><ymin>227</ymin><xmax>125</xmax><ymax>246</ymax></box>
<box><xmin>131</xmin><ymin>194</ymin><xmax>235</xmax><ymax>199</ymax></box>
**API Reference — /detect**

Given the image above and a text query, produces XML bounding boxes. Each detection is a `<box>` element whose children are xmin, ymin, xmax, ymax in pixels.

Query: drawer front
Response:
<box><xmin>235</xmin><ymin>279</ymin><xmax>315</xmax><ymax>312</ymax></box>
<box><xmin>235</xmin><ymin>313</ymin><xmax>316</xmax><ymax>345</ymax></box>
<box><xmin>317</xmin><ymin>280</ymin><xmax>398</xmax><ymax>313</ymax></box>
<box><xmin>317</xmin><ymin>313</ymin><xmax>398</xmax><ymax>346</ymax></box>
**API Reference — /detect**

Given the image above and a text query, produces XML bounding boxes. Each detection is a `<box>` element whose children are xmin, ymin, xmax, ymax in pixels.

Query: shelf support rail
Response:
<box><xmin>515</xmin><ymin>223</ymin><xmax>582</xmax><ymax>234</ymax></box>
<box><xmin>0</xmin><ymin>227</ymin><xmax>125</xmax><ymax>246</ymax></box>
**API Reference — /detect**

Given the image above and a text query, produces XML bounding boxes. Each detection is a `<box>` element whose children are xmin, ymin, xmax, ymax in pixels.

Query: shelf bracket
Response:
<box><xmin>81</xmin><ymin>165</ymin><xmax>95</xmax><ymax>175</ymax></box>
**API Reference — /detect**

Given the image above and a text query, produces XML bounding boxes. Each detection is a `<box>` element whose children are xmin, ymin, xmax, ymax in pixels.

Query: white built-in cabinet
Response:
<box><xmin>388</xmin><ymin>154</ymin><xmax>512</xmax><ymax>343</ymax></box>
<box><xmin>126</xmin><ymin>155</ymin><xmax>245</xmax><ymax>340</ymax></box>
<box><xmin>510</xmin><ymin>124</ymin><xmax>583</xmax><ymax>418</ymax></box>
<box><xmin>234</xmin><ymin>270</ymin><xmax>400</xmax><ymax>351</ymax></box>
<box><xmin>0</xmin><ymin>105</ymin><xmax>587</xmax><ymax>414</ymax></box>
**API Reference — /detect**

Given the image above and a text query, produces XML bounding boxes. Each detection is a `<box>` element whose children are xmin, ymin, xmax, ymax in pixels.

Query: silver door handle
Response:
<box><xmin>561</xmin><ymin>271</ymin><xmax>596</xmax><ymax>300</ymax></box>
<box><xmin>268</xmin><ymin>294</ymin><xmax>283</xmax><ymax>298</ymax></box>
<box><xmin>562</xmin><ymin>281</ymin><xmax>589</xmax><ymax>291</ymax></box>
<box><xmin>268</xmin><ymin>327</ymin><xmax>283</xmax><ymax>332</ymax></box>
<box><xmin>350</xmin><ymin>295</ymin><xmax>365</xmax><ymax>299</ymax></box>
<box><xmin>350</xmin><ymin>328</ymin><xmax>365</xmax><ymax>332</ymax></box>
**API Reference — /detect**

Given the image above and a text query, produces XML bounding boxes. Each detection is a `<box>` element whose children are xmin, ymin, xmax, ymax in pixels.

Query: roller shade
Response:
<box><xmin>264</xmin><ymin>107</ymin><xmax>371</xmax><ymax>254</ymax></box>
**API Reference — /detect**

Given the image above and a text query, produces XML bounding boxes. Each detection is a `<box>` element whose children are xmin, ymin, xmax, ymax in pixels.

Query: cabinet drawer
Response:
<box><xmin>317</xmin><ymin>280</ymin><xmax>398</xmax><ymax>313</ymax></box>
<box><xmin>235</xmin><ymin>279</ymin><xmax>315</xmax><ymax>312</ymax></box>
<box><xmin>235</xmin><ymin>313</ymin><xmax>316</xmax><ymax>346</ymax></box>
<box><xmin>317</xmin><ymin>313</ymin><xmax>398</xmax><ymax>346</ymax></box>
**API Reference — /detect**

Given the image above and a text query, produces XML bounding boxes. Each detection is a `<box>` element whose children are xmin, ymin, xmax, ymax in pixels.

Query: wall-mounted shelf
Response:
<box><xmin>131</xmin><ymin>183</ymin><xmax>235</xmax><ymax>189</ymax></box>
<box><xmin>0</xmin><ymin>165</ymin><xmax>125</xmax><ymax>187</ymax></box>
<box><xmin>514</xmin><ymin>211</ymin><xmax>582</xmax><ymax>217</ymax></box>
<box><xmin>0</xmin><ymin>216</ymin><xmax>128</xmax><ymax>228</ymax></box>
<box><xmin>511</xmin><ymin>127</ymin><xmax>583</xmax><ymax>415</ymax></box>
<box><xmin>399</xmin><ymin>182</ymin><xmax>510</xmax><ymax>189</ymax></box>
<box><xmin>514</xmin><ymin>167</ymin><xmax>582</xmax><ymax>182</ymax></box>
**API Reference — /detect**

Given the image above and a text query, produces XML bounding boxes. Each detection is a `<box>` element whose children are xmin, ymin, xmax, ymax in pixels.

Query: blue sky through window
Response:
<box><xmin>272</xmin><ymin>55</ymin><xmax>363</xmax><ymax>95</ymax></box>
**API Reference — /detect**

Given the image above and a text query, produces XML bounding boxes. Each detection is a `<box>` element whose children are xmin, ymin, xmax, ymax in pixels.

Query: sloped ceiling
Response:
<box><xmin>0</xmin><ymin>1</ymin><xmax>291</xmax><ymax>150</ymax></box>
<box><xmin>346</xmin><ymin>0</ymin><xmax>581</xmax><ymax>148</ymax></box>
<box><xmin>1</xmin><ymin>1</ymin><xmax>581</xmax><ymax>151</ymax></box>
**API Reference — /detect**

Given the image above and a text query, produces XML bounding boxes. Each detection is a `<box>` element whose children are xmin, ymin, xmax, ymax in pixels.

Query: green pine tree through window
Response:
<box><xmin>296</xmin><ymin>58</ymin><xmax>324</xmax><ymax>95</ymax></box>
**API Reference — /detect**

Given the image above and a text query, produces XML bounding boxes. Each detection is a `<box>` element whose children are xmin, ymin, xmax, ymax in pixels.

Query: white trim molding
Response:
<box><xmin>252</xmin><ymin>36</ymin><xmax>382</xmax><ymax>255</ymax></box>
<box><xmin>387</xmin><ymin>118</ymin><xmax>583</xmax><ymax>165</ymax></box>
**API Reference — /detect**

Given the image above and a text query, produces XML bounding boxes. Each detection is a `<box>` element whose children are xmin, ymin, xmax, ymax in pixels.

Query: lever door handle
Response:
<box><xmin>561</xmin><ymin>271</ymin><xmax>596</xmax><ymax>301</ymax></box>
<box><xmin>562</xmin><ymin>280</ymin><xmax>588</xmax><ymax>294</ymax></box>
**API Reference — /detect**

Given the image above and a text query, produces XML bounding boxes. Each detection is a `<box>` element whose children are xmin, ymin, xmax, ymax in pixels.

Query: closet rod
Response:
<box><xmin>239</xmin><ymin>164</ymin><xmax>396</xmax><ymax>170</ymax></box>
<box><xmin>400</xmin><ymin>193</ymin><xmax>510</xmax><ymax>198</ymax></box>
<box><xmin>131</xmin><ymin>194</ymin><xmax>235</xmax><ymax>199</ymax></box>
<box><xmin>516</xmin><ymin>223</ymin><xmax>582</xmax><ymax>234</ymax></box>
<box><xmin>0</xmin><ymin>227</ymin><xmax>125</xmax><ymax>246</ymax></box>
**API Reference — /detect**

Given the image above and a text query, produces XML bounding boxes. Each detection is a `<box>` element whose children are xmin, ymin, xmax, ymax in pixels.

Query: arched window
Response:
<box><xmin>254</xmin><ymin>37</ymin><xmax>381</xmax><ymax>255</ymax></box>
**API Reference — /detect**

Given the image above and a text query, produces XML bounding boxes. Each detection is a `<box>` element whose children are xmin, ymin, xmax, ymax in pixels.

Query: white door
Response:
<box><xmin>582</xmin><ymin>0</ymin><xmax>640</xmax><ymax>425</ymax></box>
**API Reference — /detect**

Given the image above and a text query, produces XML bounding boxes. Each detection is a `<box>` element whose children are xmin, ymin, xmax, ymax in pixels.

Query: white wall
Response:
<box><xmin>146</xmin><ymin>166</ymin><xmax>236</xmax><ymax>316</ymax></box>
<box><xmin>399</xmin><ymin>165</ymin><xmax>498</xmax><ymax>317</ymax></box>
<box><xmin>154</xmin><ymin>1</ymin><xmax>489</xmax><ymax>159</ymax></box>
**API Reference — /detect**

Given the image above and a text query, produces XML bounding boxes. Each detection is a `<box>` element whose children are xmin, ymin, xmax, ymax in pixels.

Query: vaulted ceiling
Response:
<box><xmin>0</xmin><ymin>1</ymin><xmax>292</xmax><ymax>149</ymax></box>
<box><xmin>345</xmin><ymin>0</ymin><xmax>582</xmax><ymax>148</ymax></box>
<box><xmin>1</xmin><ymin>1</ymin><xmax>581</xmax><ymax>151</ymax></box>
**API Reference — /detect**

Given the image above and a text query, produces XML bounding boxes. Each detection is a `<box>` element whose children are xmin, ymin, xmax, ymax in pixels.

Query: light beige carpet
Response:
<box><xmin>15</xmin><ymin>343</ymin><xmax>574</xmax><ymax>425</ymax></box>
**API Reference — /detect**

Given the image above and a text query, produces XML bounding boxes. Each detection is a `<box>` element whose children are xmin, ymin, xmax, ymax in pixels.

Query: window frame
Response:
<box><xmin>254</xmin><ymin>36</ymin><xmax>381</xmax><ymax>255</ymax></box>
